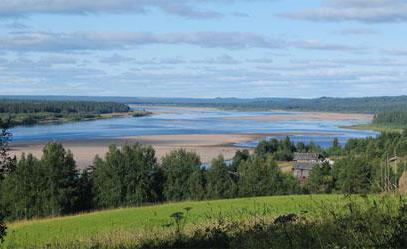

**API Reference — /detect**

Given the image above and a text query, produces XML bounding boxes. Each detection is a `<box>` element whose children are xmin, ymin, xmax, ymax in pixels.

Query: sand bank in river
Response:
<box><xmin>10</xmin><ymin>132</ymin><xmax>336</xmax><ymax>169</ymax></box>
<box><xmin>224</xmin><ymin>112</ymin><xmax>373</xmax><ymax>122</ymax></box>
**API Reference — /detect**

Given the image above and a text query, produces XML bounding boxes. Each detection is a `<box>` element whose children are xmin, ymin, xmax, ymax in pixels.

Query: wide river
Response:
<box><xmin>11</xmin><ymin>106</ymin><xmax>378</xmax><ymax>148</ymax></box>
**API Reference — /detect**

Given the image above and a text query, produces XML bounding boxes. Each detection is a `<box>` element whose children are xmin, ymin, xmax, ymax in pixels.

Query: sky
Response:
<box><xmin>0</xmin><ymin>0</ymin><xmax>406</xmax><ymax>98</ymax></box>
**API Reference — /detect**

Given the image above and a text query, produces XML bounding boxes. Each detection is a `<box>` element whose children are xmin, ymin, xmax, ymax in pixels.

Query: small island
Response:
<box><xmin>131</xmin><ymin>110</ymin><xmax>153</xmax><ymax>117</ymax></box>
<box><xmin>0</xmin><ymin>99</ymin><xmax>151</xmax><ymax>127</ymax></box>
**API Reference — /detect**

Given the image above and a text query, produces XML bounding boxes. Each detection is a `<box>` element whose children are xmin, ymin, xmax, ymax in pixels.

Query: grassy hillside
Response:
<box><xmin>4</xmin><ymin>195</ymin><xmax>345</xmax><ymax>248</ymax></box>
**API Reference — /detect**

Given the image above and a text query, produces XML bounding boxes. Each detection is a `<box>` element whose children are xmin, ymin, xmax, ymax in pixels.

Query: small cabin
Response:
<box><xmin>292</xmin><ymin>153</ymin><xmax>324</xmax><ymax>180</ymax></box>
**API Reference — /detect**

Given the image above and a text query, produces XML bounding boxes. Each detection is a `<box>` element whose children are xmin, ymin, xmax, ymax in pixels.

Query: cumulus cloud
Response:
<box><xmin>279</xmin><ymin>0</ymin><xmax>407</xmax><ymax>23</ymax></box>
<box><xmin>0</xmin><ymin>31</ymin><xmax>359</xmax><ymax>52</ymax></box>
<box><xmin>1</xmin><ymin>53</ymin><xmax>407</xmax><ymax>97</ymax></box>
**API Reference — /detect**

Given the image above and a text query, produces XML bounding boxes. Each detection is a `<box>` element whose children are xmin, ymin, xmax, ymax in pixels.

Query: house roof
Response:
<box><xmin>293</xmin><ymin>153</ymin><xmax>322</xmax><ymax>161</ymax></box>
<box><xmin>292</xmin><ymin>162</ymin><xmax>316</xmax><ymax>171</ymax></box>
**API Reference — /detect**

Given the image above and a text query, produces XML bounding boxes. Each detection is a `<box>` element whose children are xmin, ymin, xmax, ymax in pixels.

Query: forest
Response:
<box><xmin>0</xmin><ymin>99</ymin><xmax>131</xmax><ymax>126</ymax></box>
<box><xmin>373</xmin><ymin>111</ymin><xmax>407</xmax><ymax>128</ymax></box>
<box><xmin>3</xmin><ymin>95</ymin><xmax>407</xmax><ymax>114</ymax></box>
<box><xmin>176</xmin><ymin>96</ymin><xmax>407</xmax><ymax>113</ymax></box>
<box><xmin>1</xmin><ymin>118</ymin><xmax>407</xmax><ymax>222</ymax></box>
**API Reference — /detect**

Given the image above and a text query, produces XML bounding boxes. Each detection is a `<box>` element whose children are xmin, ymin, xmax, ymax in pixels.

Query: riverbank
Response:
<box><xmin>224</xmin><ymin>112</ymin><xmax>373</xmax><ymax>122</ymax></box>
<box><xmin>9</xmin><ymin>132</ymin><xmax>331</xmax><ymax>169</ymax></box>
<box><xmin>10</xmin><ymin>133</ymin><xmax>260</xmax><ymax>168</ymax></box>
<box><xmin>340</xmin><ymin>124</ymin><xmax>403</xmax><ymax>133</ymax></box>
<box><xmin>3</xmin><ymin>110</ymin><xmax>152</xmax><ymax>127</ymax></box>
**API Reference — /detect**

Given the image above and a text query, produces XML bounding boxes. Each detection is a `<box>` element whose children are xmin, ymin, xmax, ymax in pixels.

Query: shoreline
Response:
<box><xmin>224</xmin><ymin>112</ymin><xmax>373</xmax><ymax>122</ymax></box>
<box><xmin>7</xmin><ymin>110</ymin><xmax>152</xmax><ymax>128</ymax></box>
<box><xmin>10</xmin><ymin>132</ymin><xmax>339</xmax><ymax>169</ymax></box>
<box><xmin>339</xmin><ymin>124</ymin><xmax>402</xmax><ymax>133</ymax></box>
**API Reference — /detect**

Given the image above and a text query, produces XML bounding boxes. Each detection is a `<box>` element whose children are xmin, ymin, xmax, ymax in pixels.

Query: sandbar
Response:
<box><xmin>224</xmin><ymin>112</ymin><xmax>373</xmax><ymax>122</ymax></box>
<box><xmin>9</xmin><ymin>132</ymin><xmax>337</xmax><ymax>169</ymax></box>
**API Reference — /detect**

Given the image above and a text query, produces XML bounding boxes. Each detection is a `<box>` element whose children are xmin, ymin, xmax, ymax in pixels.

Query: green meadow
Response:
<box><xmin>4</xmin><ymin>194</ymin><xmax>346</xmax><ymax>248</ymax></box>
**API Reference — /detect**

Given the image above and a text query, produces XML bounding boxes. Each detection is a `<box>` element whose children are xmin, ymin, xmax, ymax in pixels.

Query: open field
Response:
<box><xmin>4</xmin><ymin>194</ymin><xmax>352</xmax><ymax>248</ymax></box>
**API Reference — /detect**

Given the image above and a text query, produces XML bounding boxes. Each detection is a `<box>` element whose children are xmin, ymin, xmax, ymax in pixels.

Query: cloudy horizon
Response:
<box><xmin>0</xmin><ymin>0</ymin><xmax>406</xmax><ymax>98</ymax></box>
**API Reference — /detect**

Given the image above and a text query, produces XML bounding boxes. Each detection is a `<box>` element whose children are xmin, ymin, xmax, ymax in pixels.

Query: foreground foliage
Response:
<box><xmin>4</xmin><ymin>195</ymin><xmax>407</xmax><ymax>249</ymax></box>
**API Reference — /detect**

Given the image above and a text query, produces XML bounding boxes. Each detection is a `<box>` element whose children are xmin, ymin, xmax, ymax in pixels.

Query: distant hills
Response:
<box><xmin>1</xmin><ymin>95</ymin><xmax>407</xmax><ymax>114</ymax></box>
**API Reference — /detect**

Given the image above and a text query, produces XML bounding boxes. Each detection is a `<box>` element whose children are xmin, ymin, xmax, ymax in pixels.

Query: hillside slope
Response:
<box><xmin>5</xmin><ymin>195</ymin><xmax>344</xmax><ymax>248</ymax></box>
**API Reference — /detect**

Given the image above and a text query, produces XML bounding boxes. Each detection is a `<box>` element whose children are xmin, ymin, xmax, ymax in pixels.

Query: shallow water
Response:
<box><xmin>11</xmin><ymin>106</ymin><xmax>378</xmax><ymax>148</ymax></box>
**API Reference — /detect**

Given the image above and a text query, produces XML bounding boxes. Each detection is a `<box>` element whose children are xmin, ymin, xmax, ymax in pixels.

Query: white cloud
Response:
<box><xmin>279</xmin><ymin>0</ymin><xmax>407</xmax><ymax>23</ymax></box>
<box><xmin>335</xmin><ymin>28</ymin><xmax>378</xmax><ymax>35</ymax></box>
<box><xmin>0</xmin><ymin>31</ymin><xmax>360</xmax><ymax>52</ymax></box>
<box><xmin>0</xmin><ymin>0</ymin><xmax>247</xmax><ymax>19</ymax></box>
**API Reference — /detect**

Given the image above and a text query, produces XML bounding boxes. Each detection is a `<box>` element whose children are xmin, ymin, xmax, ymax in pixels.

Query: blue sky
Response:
<box><xmin>0</xmin><ymin>0</ymin><xmax>406</xmax><ymax>98</ymax></box>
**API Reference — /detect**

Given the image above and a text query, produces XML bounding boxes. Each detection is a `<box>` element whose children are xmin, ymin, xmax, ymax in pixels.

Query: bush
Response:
<box><xmin>0</xmin><ymin>212</ymin><xmax>6</xmax><ymax>244</ymax></box>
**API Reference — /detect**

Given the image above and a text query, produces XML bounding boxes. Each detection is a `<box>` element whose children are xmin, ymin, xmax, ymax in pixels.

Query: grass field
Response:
<box><xmin>3</xmin><ymin>194</ymin><xmax>349</xmax><ymax>248</ymax></box>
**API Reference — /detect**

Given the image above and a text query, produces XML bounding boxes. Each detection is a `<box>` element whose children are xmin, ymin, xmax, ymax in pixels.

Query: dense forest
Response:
<box><xmin>172</xmin><ymin>96</ymin><xmax>407</xmax><ymax>114</ymax></box>
<box><xmin>373</xmin><ymin>111</ymin><xmax>407</xmax><ymax>128</ymax></box>
<box><xmin>1</xmin><ymin>118</ymin><xmax>407</xmax><ymax>222</ymax></box>
<box><xmin>2</xmin><ymin>95</ymin><xmax>407</xmax><ymax>114</ymax></box>
<box><xmin>0</xmin><ymin>99</ymin><xmax>131</xmax><ymax>126</ymax></box>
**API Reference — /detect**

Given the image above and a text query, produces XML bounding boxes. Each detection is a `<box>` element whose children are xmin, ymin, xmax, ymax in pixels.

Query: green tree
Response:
<box><xmin>206</xmin><ymin>156</ymin><xmax>237</xmax><ymax>199</ymax></box>
<box><xmin>188</xmin><ymin>168</ymin><xmax>206</xmax><ymax>200</ymax></box>
<box><xmin>0</xmin><ymin>118</ymin><xmax>16</xmax><ymax>181</ymax></box>
<box><xmin>255</xmin><ymin>139</ymin><xmax>279</xmax><ymax>157</ymax></box>
<box><xmin>41</xmin><ymin>142</ymin><xmax>79</xmax><ymax>216</ymax></box>
<box><xmin>0</xmin><ymin>118</ymin><xmax>10</xmax><ymax>242</ymax></box>
<box><xmin>0</xmin><ymin>212</ymin><xmax>5</xmax><ymax>244</ymax></box>
<box><xmin>162</xmin><ymin>149</ymin><xmax>202</xmax><ymax>201</ymax></box>
<box><xmin>1</xmin><ymin>154</ymin><xmax>47</xmax><ymax>219</ymax></box>
<box><xmin>232</xmin><ymin>149</ymin><xmax>250</xmax><ymax>170</ymax></box>
<box><xmin>76</xmin><ymin>169</ymin><xmax>94</xmax><ymax>212</ymax></box>
<box><xmin>306</xmin><ymin>162</ymin><xmax>335</xmax><ymax>194</ymax></box>
<box><xmin>238</xmin><ymin>156</ymin><xmax>287</xmax><ymax>197</ymax></box>
<box><xmin>334</xmin><ymin>156</ymin><xmax>373</xmax><ymax>194</ymax></box>
<box><xmin>92</xmin><ymin>144</ymin><xmax>160</xmax><ymax>208</ymax></box>
<box><xmin>91</xmin><ymin>155</ymin><xmax>120</xmax><ymax>208</ymax></box>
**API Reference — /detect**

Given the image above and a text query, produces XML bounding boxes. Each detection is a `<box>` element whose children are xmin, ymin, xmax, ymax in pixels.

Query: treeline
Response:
<box><xmin>185</xmin><ymin>96</ymin><xmax>407</xmax><ymax>113</ymax></box>
<box><xmin>0</xmin><ymin>143</ymin><xmax>300</xmax><ymax>220</ymax></box>
<box><xmin>0</xmin><ymin>99</ymin><xmax>130</xmax><ymax>126</ymax></box>
<box><xmin>3</xmin><ymin>95</ymin><xmax>407</xmax><ymax>114</ymax></box>
<box><xmin>126</xmin><ymin>96</ymin><xmax>407</xmax><ymax>114</ymax></box>
<box><xmin>373</xmin><ymin>111</ymin><xmax>407</xmax><ymax>128</ymax></box>
<box><xmin>0</xmin><ymin>99</ymin><xmax>130</xmax><ymax>114</ymax></box>
<box><xmin>1</xmin><ymin>121</ymin><xmax>407</xmax><ymax>221</ymax></box>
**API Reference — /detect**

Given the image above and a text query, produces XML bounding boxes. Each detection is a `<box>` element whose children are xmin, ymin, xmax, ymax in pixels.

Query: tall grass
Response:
<box><xmin>3</xmin><ymin>194</ymin><xmax>404</xmax><ymax>249</ymax></box>
<box><xmin>2</xmin><ymin>195</ymin><xmax>342</xmax><ymax>248</ymax></box>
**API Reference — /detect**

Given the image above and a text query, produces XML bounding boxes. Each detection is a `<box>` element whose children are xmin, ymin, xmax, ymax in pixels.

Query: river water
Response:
<box><xmin>11</xmin><ymin>106</ymin><xmax>378</xmax><ymax>148</ymax></box>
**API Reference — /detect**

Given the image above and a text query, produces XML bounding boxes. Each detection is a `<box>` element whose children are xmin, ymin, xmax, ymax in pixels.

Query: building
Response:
<box><xmin>292</xmin><ymin>153</ymin><xmax>324</xmax><ymax>180</ymax></box>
